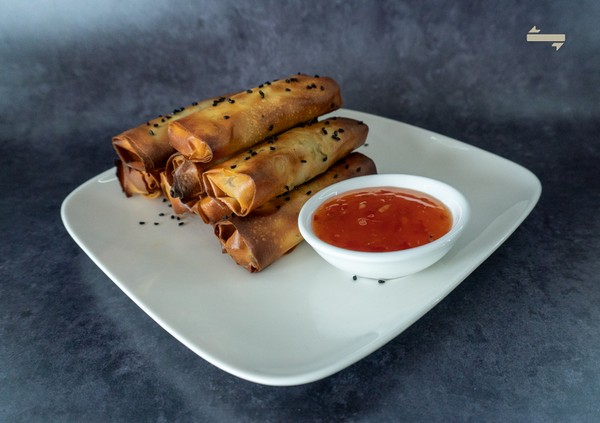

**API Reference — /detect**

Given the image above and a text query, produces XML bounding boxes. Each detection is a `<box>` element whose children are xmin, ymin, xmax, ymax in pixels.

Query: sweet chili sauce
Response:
<box><xmin>311</xmin><ymin>187</ymin><xmax>452</xmax><ymax>252</ymax></box>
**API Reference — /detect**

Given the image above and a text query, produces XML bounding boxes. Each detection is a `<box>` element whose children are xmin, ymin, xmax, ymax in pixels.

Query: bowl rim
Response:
<box><xmin>298</xmin><ymin>173</ymin><xmax>471</xmax><ymax>261</ymax></box>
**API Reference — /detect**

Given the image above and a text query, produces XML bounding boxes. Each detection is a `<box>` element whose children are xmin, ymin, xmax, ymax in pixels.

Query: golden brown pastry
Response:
<box><xmin>213</xmin><ymin>152</ymin><xmax>377</xmax><ymax>272</ymax></box>
<box><xmin>202</xmin><ymin>117</ymin><xmax>368</xmax><ymax>216</ymax></box>
<box><xmin>193</xmin><ymin>195</ymin><xmax>232</xmax><ymax>224</ymax></box>
<box><xmin>168</xmin><ymin>74</ymin><xmax>342</xmax><ymax>163</ymax></box>
<box><xmin>112</xmin><ymin>98</ymin><xmax>214</xmax><ymax>172</ymax></box>
<box><xmin>115</xmin><ymin>159</ymin><xmax>162</xmax><ymax>198</ymax></box>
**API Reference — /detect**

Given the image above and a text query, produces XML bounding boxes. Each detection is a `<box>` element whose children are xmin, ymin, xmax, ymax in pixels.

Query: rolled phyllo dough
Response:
<box><xmin>202</xmin><ymin>117</ymin><xmax>368</xmax><ymax>216</ymax></box>
<box><xmin>168</xmin><ymin>74</ymin><xmax>342</xmax><ymax>163</ymax></box>
<box><xmin>112</xmin><ymin>98</ymin><xmax>214</xmax><ymax>172</ymax></box>
<box><xmin>213</xmin><ymin>152</ymin><xmax>377</xmax><ymax>273</ymax></box>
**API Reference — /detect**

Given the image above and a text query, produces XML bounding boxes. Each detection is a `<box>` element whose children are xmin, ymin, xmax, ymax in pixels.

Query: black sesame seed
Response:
<box><xmin>228</xmin><ymin>98</ymin><xmax>235</xmax><ymax>103</ymax></box>
<box><xmin>162</xmin><ymin>198</ymin><xmax>167</xmax><ymax>202</ymax></box>
<box><xmin>212</xmin><ymin>101</ymin><xmax>219</xmax><ymax>106</ymax></box>
<box><xmin>258</xmin><ymin>83</ymin><xmax>264</xmax><ymax>88</ymax></box>
<box><xmin>251</xmin><ymin>151</ymin><xmax>257</xmax><ymax>156</ymax></box>
<box><xmin>332</xmin><ymin>134</ymin><xmax>340</xmax><ymax>141</ymax></box>
<box><xmin>219</xmin><ymin>97</ymin><xmax>226</xmax><ymax>102</ymax></box>
<box><xmin>230</xmin><ymin>164</ymin><xmax>237</xmax><ymax>169</ymax></box>
<box><xmin>171</xmin><ymin>215</ymin><xmax>175</xmax><ymax>219</ymax></box>
<box><xmin>378</xmin><ymin>280</ymin><xmax>386</xmax><ymax>284</ymax></box>
<box><xmin>333</xmin><ymin>174</ymin><xmax>338</xmax><ymax>179</ymax></box>
<box><xmin>306</xmin><ymin>85</ymin><xmax>312</xmax><ymax>89</ymax></box>
<box><xmin>276</xmin><ymin>205</ymin><xmax>281</xmax><ymax>210</ymax></box>
<box><xmin>192</xmin><ymin>102</ymin><xmax>198</xmax><ymax>106</ymax></box>
<box><xmin>352</xmin><ymin>275</ymin><xmax>357</xmax><ymax>281</ymax></box>
<box><xmin>285</xmin><ymin>88</ymin><xmax>291</xmax><ymax>92</ymax></box>
<box><xmin>268</xmin><ymin>124</ymin><xmax>273</xmax><ymax>131</ymax></box>
<box><xmin>301</xmin><ymin>159</ymin><xmax>307</xmax><ymax>163</ymax></box>
<box><xmin>270</xmin><ymin>146</ymin><xmax>276</xmax><ymax>151</ymax></box>
<box><xmin>356</xmin><ymin>167</ymin><xmax>362</xmax><ymax>173</ymax></box>
<box><xmin>139</xmin><ymin>221</ymin><xmax>146</xmax><ymax>225</ymax></box>
<box><xmin>321</xmin><ymin>127</ymin><xmax>328</xmax><ymax>135</ymax></box>
<box><xmin>146</xmin><ymin>122</ymin><xmax>150</xmax><ymax>126</ymax></box>
<box><xmin>284</xmin><ymin>196</ymin><xmax>290</xmax><ymax>201</ymax></box>
<box><xmin>285</xmin><ymin>79</ymin><xmax>291</xmax><ymax>83</ymax></box>
<box><xmin>161</xmin><ymin>118</ymin><xmax>165</xmax><ymax>122</ymax></box>
<box><xmin>325</xmin><ymin>120</ymin><xmax>330</xmax><ymax>125</ymax></box>
<box><xmin>245</xmin><ymin>156</ymin><xmax>251</xmax><ymax>160</ymax></box>
<box><xmin>246</xmin><ymin>89</ymin><xmax>253</xmax><ymax>93</ymax></box>
<box><xmin>173</xmin><ymin>109</ymin><xmax>179</xmax><ymax>114</ymax></box>
<box><xmin>159</xmin><ymin>212</ymin><xmax>165</xmax><ymax>216</ymax></box>
<box><xmin>259</xmin><ymin>90</ymin><xmax>265</xmax><ymax>98</ymax></box>
<box><xmin>154</xmin><ymin>222</ymin><xmax>159</xmax><ymax>226</ymax></box>
<box><xmin>149</xmin><ymin>130</ymin><xmax>155</xmax><ymax>135</ymax></box>
<box><xmin>306</xmin><ymin>190</ymin><xmax>312</xmax><ymax>195</ymax></box>
<box><xmin>344</xmin><ymin>164</ymin><xmax>350</xmax><ymax>169</ymax></box>
<box><xmin>285</xmin><ymin>185</ymin><xmax>290</xmax><ymax>191</ymax></box>
<box><xmin>290</xmin><ymin>77</ymin><xmax>299</xmax><ymax>82</ymax></box>
<box><xmin>153</xmin><ymin>123</ymin><xmax>159</xmax><ymax>127</ymax></box>
<box><xmin>322</xmin><ymin>156</ymin><xmax>328</xmax><ymax>162</ymax></box>
<box><xmin>338</xmin><ymin>128</ymin><xmax>344</xmax><ymax>133</ymax></box>
<box><xmin>178</xmin><ymin>222</ymin><xmax>185</xmax><ymax>226</ymax></box>
<box><xmin>224</xmin><ymin>115</ymin><xmax>230</xmax><ymax>119</ymax></box>
<box><xmin>176</xmin><ymin>216</ymin><xmax>181</xmax><ymax>221</ymax></box>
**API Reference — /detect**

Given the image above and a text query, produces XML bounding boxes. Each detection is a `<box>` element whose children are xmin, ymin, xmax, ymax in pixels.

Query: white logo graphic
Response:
<box><xmin>526</xmin><ymin>26</ymin><xmax>565</xmax><ymax>51</ymax></box>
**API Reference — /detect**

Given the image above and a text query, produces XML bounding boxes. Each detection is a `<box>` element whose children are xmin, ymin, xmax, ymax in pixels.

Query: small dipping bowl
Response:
<box><xmin>298</xmin><ymin>174</ymin><xmax>470</xmax><ymax>279</ymax></box>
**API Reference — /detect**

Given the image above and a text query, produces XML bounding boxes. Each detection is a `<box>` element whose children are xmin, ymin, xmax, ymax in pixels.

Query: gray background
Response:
<box><xmin>2</xmin><ymin>1</ymin><xmax>599</xmax><ymax>421</ymax></box>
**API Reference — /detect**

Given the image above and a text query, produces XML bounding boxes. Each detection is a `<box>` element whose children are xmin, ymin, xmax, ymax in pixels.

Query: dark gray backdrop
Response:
<box><xmin>2</xmin><ymin>1</ymin><xmax>599</xmax><ymax>421</ymax></box>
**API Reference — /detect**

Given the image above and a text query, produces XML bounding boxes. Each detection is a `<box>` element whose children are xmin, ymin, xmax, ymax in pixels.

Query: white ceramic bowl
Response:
<box><xmin>298</xmin><ymin>174</ymin><xmax>470</xmax><ymax>279</ymax></box>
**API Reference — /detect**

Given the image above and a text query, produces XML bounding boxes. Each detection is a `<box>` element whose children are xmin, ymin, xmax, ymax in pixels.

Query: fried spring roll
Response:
<box><xmin>193</xmin><ymin>195</ymin><xmax>232</xmax><ymax>224</ymax></box>
<box><xmin>112</xmin><ymin>98</ymin><xmax>214</xmax><ymax>172</ymax></box>
<box><xmin>202</xmin><ymin>117</ymin><xmax>368</xmax><ymax>216</ymax></box>
<box><xmin>115</xmin><ymin>159</ymin><xmax>162</xmax><ymax>198</ymax></box>
<box><xmin>168</xmin><ymin>74</ymin><xmax>342</xmax><ymax>163</ymax></box>
<box><xmin>213</xmin><ymin>152</ymin><xmax>377</xmax><ymax>272</ymax></box>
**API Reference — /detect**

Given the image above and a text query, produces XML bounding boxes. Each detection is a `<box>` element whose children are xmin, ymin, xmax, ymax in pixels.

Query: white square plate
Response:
<box><xmin>61</xmin><ymin>109</ymin><xmax>541</xmax><ymax>386</ymax></box>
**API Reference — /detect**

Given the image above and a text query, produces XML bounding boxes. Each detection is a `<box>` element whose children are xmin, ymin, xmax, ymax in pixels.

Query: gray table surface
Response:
<box><xmin>2</xmin><ymin>1</ymin><xmax>599</xmax><ymax>421</ymax></box>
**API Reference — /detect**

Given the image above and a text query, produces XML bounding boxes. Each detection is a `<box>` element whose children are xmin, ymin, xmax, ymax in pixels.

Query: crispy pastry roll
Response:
<box><xmin>213</xmin><ymin>152</ymin><xmax>377</xmax><ymax>273</ymax></box>
<box><xmin>193</xmin><ymin>195</ymin><xmax>232</xmax><ymax>224</ymax></box>
<box><xmin>168</xmin><ymin>74</ymin><xmax>342</xmax><ymax>163</ymax></box>
<box><xmin>115</xmin><ymin>159</ymin><xmax>162</xmax><ymax>198</ymax></box>
<box><xmin>112</xmin><ymin>98</ymin><xmax>213</xmax><ymax>172</ymax></box>
<box><xmin>202</xmin><ymin>117</ymin><xmax>368</xmax><ymax>216</ymax></box>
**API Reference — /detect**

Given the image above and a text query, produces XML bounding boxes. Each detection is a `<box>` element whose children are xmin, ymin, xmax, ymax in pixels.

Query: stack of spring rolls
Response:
<box><xmin>112</xmin><ymin>74</ymin><xmax>377</xmax><ymax>272</ymax></box>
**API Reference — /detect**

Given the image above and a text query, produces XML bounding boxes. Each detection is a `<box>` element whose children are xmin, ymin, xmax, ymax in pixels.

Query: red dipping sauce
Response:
<box><xmin>311</xmin><ymin>187</ymin><xmax>452</xmax><ymax>252</ymax></box>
